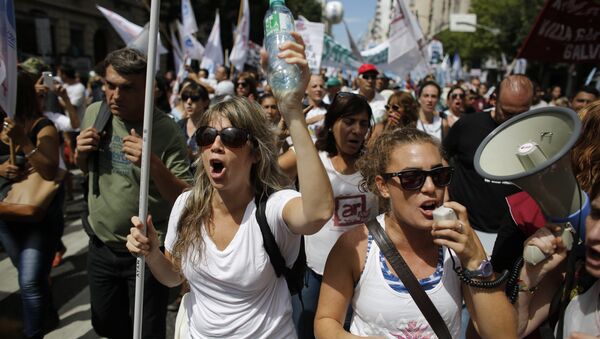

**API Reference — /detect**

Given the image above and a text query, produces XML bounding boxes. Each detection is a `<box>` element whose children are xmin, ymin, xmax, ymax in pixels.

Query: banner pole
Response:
<box><xmin>133</xmin><ymin>0</ymin><xmax>161</xmax><ymax>338</ymax></box>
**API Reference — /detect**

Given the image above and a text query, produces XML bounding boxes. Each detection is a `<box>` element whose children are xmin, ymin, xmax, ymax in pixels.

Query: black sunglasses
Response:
<box><xmin>382</xmin><ymin>167</ymin><xmax>454</xmax><ymax>191</ymax></box>
<box><xmin>236</xmin><ymin>82</ymin><xmax>249</xmax><ymax>88</ymax></box>
<box><xmin>195</xmin><ymin>126</ymin><xmax>250</xmax><ymax>148</ymax></box>
<box><xmin>385</xmin><ymin>104</ymin><xmax>401</xmax><ymax>112</ymax></box>
<box><xmin>182</xmin><ymin>94</ymin><xmax>202</xmax><ymax>102</ymax></box>
<box><xmin>450</xmin><ymin>93</ymin><xmax>466</xmax><ymax>100</ymax></box>
<box><xmin>334</xmin><ymin>91</ymin><xmax>366</xmax><ymax>102</ymax></box>
<box><xmin>360</xmin><ymin>74</ymin><xmax>377</xmax><ymax>81</ymax></box>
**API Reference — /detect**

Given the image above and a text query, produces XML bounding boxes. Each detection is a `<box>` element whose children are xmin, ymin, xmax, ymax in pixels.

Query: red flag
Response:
<box><xmin>518</xmin><ymin>0</ymin><xmax>600</xmax><ymax>63</ymax></box>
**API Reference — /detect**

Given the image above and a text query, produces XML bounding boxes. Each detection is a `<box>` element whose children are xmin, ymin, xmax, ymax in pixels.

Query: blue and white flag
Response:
<box><xmin>452</xmin><ymin>52</ymin><xmax>463</xmax><ymax>82</ymax></box>
<box><xmin>229</xmin><ymin>0</ymin><xmax>250</xmax><ymax>71</ymax></box>
<box><xmin>201</xmin><ymin>11</ymin><xmax>223</xmax><ymax>74</ymax></box>
<box><xmin>0</xmin><ymin>0</ymin><xmax>17</xmax><ymax>118</ymax></box>
<box><xmin>181</xmin><ymin>0</ymin><xmax>198</xmax><ymax>35</ymax></box>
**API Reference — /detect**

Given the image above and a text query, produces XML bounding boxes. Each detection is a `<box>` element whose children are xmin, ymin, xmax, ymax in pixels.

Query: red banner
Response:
<box><xmin>518</xmin><ymin>0</ymin><xmax>600</xmax><ymax>63</ymax></box>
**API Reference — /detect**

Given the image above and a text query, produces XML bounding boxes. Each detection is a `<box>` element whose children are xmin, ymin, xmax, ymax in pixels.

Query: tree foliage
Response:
<box><xmin>435</xmin><ymin>0</ymin><xmax>545</xmax><ymax>66</ymax></box>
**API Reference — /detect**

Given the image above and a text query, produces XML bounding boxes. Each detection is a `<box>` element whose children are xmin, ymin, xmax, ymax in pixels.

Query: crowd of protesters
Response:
<box><xmin>1</xmin><ymin>32</ymin><xmax>600</xmax><ymax>339</ymax></box>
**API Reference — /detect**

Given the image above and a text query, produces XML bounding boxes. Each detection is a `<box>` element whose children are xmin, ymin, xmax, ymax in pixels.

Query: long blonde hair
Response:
<box><xmin>171</xmin><ymin>96</ymin><xmax>291</xmax><ymax>271</ymax></box>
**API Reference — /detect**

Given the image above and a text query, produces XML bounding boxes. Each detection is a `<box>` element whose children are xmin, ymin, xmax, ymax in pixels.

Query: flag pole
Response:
<box><xmin>133</xmin><ymin>0</ymin><xmax>161</xmax><ymax>338</ymax></box>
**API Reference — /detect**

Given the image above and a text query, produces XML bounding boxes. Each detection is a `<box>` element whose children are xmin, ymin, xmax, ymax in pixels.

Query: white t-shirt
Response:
<box><xmin>417</xmin><ymin>115</ymin><xmax>443</xmax><ymax>141</ymax></box>
<box><xmin>350</xmin><ymin>214</ymin><xmax>462</xmax><ymax>338</ymax></box>
<box><xmin>63</xmin><ymin>82</ymin><xmax>86</xmax><ymax>125</ymax></box>
<box><xmin>562</xmin><ymin>279</ymin><xmax>600</xmax><ymax>337</ymax></box>
<box><xmin>305</xmin><ymin>152</ymin><xmax>378</xmax><ymax>275</ymax></box>
<box><xmin>165</xmin><ymin>189</ymin><xmax>301</xmax><ymax>339</ymax></box>
<box><xmin>352</xmin><ymin>90</ymin><xmax>387</xmax><ymax>124</ymax></box>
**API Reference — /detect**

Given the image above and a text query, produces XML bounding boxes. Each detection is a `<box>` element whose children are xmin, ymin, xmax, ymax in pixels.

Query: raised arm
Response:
<box><xmin>268</xmin><ymin>32</ymin><xmax>333</xmax><ymax>235</ymax></box>
<box><xmin>515</xmin><ymin>226</ymin><xmax>567</xmax><ymax>337</ymax></box>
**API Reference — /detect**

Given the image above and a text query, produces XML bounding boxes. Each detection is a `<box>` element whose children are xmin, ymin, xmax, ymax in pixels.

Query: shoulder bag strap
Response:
<box><xmin>90</xmin><ymin>101</ymin><xmax>112</xmax><ymax>196</ymax></box>
<box><xmin>255</xmin><ymin>195</ymin><xmax>287</xmax><ymax>278</ymax></box>
<box><xmin>365</xmin><ymin>219</ymin><xmax>453</xmax><ymax>339</ymax></box>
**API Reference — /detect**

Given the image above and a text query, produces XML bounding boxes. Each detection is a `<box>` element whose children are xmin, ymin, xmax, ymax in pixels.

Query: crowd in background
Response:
<box><xmin>1</xmin><ymin>41</ymin><xmax>599</xmax><ymax>339</ymax></box>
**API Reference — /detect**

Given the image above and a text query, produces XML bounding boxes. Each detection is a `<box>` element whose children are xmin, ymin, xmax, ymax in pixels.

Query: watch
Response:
<box><xmin>462</xmin><ymin>259</ymin><xmax>493</xmax><ymax>279</ymax></box>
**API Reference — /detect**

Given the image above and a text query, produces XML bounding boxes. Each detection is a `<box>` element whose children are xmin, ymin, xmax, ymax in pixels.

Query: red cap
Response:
<box><xmin>358</xmin><ymin>63</ymin><xmax>378</xmax><ymax>75</ymax></box>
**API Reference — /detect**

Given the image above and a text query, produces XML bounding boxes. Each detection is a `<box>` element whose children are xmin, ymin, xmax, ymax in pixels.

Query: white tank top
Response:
<box><xmin>305</xmin><ymin>151</ymin><xmax>379</xmax><ymax>275</ymax></box>
<box><xmin>350</xmin><ymin>214</ymin><xmax>463</xmax><ymax>338</ymax></box>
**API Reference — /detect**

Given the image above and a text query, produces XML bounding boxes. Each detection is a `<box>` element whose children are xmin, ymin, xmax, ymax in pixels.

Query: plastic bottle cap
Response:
<box><xmin>270</xmin><ymin>0</ymin><xmax>284</xmax><ymax>5</ymax></box>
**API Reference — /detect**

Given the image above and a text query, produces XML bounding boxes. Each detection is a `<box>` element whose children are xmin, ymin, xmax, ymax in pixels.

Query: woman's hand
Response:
<box><xmin>127</xmin><ymin>215</ymin><xmax>161</xmax><ymax>264</ymax></box>
<box><xmin>521</xmin><ymin>225</ymin><xmax>568</xmax><ymax>286</ymax></box>
<box><xmin>431</xmin><ymin>201</ymin><xmax>487</xmax><ymax>270</ymax></box>
<box><xmin>3</xmin><ymin>117</ymin><xmax>28</xmax><ymax>146</ymax></box>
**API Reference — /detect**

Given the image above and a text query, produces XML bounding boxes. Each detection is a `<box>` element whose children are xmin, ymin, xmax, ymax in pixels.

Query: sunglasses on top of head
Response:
<box><xmin>195</xmin><ymin>126</ymin><xmax>251</xmax><ymax>148</ymax></box>
<box><xmin>381</xmin><ymin>166</ymin><xmax>454</xmax><ymax>191</ymax></box>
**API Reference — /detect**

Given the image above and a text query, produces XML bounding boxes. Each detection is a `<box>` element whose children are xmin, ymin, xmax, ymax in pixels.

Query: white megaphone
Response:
<box><xmin>474</xmin><ymin>107</ymin><xmax>590</xmax><ymax>265</ymax></box>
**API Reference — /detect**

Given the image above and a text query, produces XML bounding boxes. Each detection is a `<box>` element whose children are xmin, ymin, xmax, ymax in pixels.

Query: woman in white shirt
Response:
<box><xmin>126</xmin><ymin>34</ymin><xmax>334</xmax><ymax>338</ymax></box>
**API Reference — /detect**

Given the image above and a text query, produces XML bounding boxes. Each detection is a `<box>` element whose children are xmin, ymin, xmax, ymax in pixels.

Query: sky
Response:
<box><xmin>328</xmin><ymin>1</ymin><xmax>377</xmax><ymax>49</ymax></box>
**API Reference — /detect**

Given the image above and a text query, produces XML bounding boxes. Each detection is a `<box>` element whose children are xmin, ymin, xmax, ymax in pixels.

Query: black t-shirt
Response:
<box><xmin>443</xmin><ymin>111</ymin><xmax>520</xmax><ymax>233</ymax></box>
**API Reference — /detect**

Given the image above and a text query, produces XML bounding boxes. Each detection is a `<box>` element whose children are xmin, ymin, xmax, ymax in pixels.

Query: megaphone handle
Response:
<box><xmin>523</xmin><ymin>224</ymin><xmax>573</xmax><ymax>265</ymax></box>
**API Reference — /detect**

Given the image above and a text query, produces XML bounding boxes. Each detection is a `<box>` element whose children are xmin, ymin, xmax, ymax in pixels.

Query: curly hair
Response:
<box><xmin>571</xmin><ymin>100</ymin><xmax>600</xmax><ymax>195</ymax></box>
<box><xmin>171</xmin><ymin>96</ymin><xmax>291</xmax><ymax>272</ymax></box>
<box><xmin>356</xmin><ymin>128</ymin><xmax>443</xmax><ymax>208</ymax></box>
<box><xmin>385</xmin><ymin>91</ymin><xmax>418</xmax><ymax>129</ymax></box>
<box><xmin>314</xmin><ymin>92</ymin><xmax>372</xmax><ymax>156</ymax></box>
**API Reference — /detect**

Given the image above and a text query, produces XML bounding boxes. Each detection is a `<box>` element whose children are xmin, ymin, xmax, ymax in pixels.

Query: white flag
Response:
<box><xmin>229</xmin><ymin>0</ymin><xmax>250</xmax><ymax>71</ymax></box>
<box><xmin>0</xmin><ymin>0</ymin><xmax>17</xmax><ymax>118</ymax></box>
<box><xmin>387</xmin><ymin>0</ymin><xmax>429</xmax><ymax>77</ymax></box>
<box><xmin>296</xmin><ymin>17</ymin><xmax>325</xmax><ymax>72</ymax></box>
<box><xmin>181</xmin><ymin>0</ymin><xmax>198</xmax><ymax>35</ymax></box>
<box><xmin>201</xmin><ymin>11</ymin><xmax>224</xmax><ymax>74</ymax></box>
<box><xmin>96</xmin><ymin>5</ymin><xmax>168</xmax><ymax>54</ymax></box>
<box><xmin>176</xmin><ymin>19</ymin><xmax>204</xmax><ymax>60</ymax></box>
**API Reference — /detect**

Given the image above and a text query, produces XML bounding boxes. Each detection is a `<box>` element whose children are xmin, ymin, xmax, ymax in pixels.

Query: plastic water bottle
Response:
<box><xmin>264</xmin><ymin>0</ymin><xmax>300</xmax><ymax>96</ymax></box>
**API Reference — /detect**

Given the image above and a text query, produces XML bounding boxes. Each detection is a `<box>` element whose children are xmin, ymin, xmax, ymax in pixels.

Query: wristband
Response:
<box><xmin>24</xmin><ymin>147</ymin><xmax>38</xmax><ymax>158</ymax></box>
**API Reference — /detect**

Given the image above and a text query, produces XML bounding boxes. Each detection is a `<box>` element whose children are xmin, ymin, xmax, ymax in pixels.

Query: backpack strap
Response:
<box><xmin>255</xmin><ymin>194</ymin><xmax>289</xmax><ymax>278</ymax></box>
<box><xmin>365</xmin><ymin>218</ymin><xmax>453</xmax><ymax>339</ymax></box>
<box><xmin>90</xmin><ymin>101</ymin><xmax>112</xmax><ymax>196</ymax></box>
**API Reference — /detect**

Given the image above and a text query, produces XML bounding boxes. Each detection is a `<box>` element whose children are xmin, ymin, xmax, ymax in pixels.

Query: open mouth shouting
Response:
<box><xmin>419</xmin><ymin>200</ymin><xmax>439</xmax><ymax>219</ymax></box>
<box><xmin>209</xmin><ymin>158</ymin><xmax>226</xmax><ymax>180</ymax></box>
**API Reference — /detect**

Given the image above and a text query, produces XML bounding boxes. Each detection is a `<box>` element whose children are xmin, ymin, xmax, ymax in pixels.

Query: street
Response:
<box><xmin>0</xmin><ymin>170</ymin><xmax>179</xmax><ymax>338</ymax></box>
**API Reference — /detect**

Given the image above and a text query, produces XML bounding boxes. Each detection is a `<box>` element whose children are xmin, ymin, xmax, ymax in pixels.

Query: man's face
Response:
<box><xmin>306</xmin><ymin>75</ymin><xmax>325</xmax><ymax>105</ymax></box>
<box><xmin>471</xmin><ymin>78</ymin><xmax>481</xmax><ymax>89</ymax></box>
<box><xmin>375</xmin><ymin>76</ymin><xmax>388</xmax><ymax>92</ymax></box>
<box><xmin>358</xmin><ymin>71</ymin><xmax>378</xmax><ymax>98</ymax></box>
<box><xmin>215</xmin><ymin>67</ymin><xmax>227</xmax><ymax>82</ymax></box>
<box><xmin>104</xmin><ymin>65</ymin><xmax>146</xmax><ymax>122</ymax></box>
<box><xmin>571</xmin><ymin>91</ymin><xmax>597</xmax><ymax>112</ymax></box>
<box><xmin>419</xmin><ymin>85</ymin><xmax>440</xmax><ymax>115</ymax></box>
<box><xmin>494</xmin><ymin>87</ymin><xmax>532</xmax><ymax>124</ymax></box>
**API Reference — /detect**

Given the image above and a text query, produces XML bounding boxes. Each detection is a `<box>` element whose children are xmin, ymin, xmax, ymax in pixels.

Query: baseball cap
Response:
<box><xmin>358</xmin><ymin>63</ymin><xmax>378</xmax><ymax>75</ymax></box>
<box><xmin>326</xmin><ymin>77</ymin><xmax>341</xmax><ymax>88</ymax></box>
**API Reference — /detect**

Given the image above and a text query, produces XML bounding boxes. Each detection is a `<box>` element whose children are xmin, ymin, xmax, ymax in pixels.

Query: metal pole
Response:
<box><xmin>133</xmin><ymin>0</ymin><xmax>161</xmax><ymax>338</ymax></box>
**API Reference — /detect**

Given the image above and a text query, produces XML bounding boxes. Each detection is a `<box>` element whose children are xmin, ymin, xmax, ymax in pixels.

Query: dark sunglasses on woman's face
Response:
<box><xmin>182</xmin><ymin>94</ymin><xmax>202</xmax><ymax>102</ymax></box>
<box><xmin>195</xmin><ymin>126</ymin><xmax>250</xmax><ymax>148</ymax></box>
<box><xmin>450</xmin><ymin>93</ymin><xmax>466</xmax><ymax>100</ymax></box>
<box><xmin>385</xmin><ymin>104</ymin><xmax>401</xmax><ymax>112</ymax></box>
<box><xmin>237</xmin><ymin>82</ymin><xmax>249</xmax><ymax>88</ymax></box>
<box><xmin>381</xmin><ymin>166</ymin><xmax>454</xmax><ymax>191</ymax></box>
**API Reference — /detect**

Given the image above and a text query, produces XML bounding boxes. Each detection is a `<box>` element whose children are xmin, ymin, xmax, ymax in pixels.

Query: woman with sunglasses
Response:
<box><xmin>279</xmin><ymin>91</ymin><xmax>379</xmax><ymax>338</ymax></box>
<box><xmin>126</xmin><ymin>34</ymin><xmax>334</xmax><ymax>338</ymax></box>
<box><xmin>444</xmin><ymin>85</ymin><xmax>466</xmax><ymax>127</ymax></box>
<box><xmin>177</xmin><ymin>82</ymin><xmax>209</xmax><ymax>164</ymax></box>
<box><xmin>235</xmin><ymin>72</ymin><xmax>258</xmax><ymax>101</ymax></box>
<box><xmin>314</xmin><ymin>128</ymin><xmax>516</xmax><ymax>339</ymax></box>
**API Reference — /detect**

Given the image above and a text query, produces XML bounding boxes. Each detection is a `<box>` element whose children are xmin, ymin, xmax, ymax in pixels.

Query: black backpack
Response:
<box><xmin>255</xmin><ymin>194</ymin><xmax>306</xmax><ymax>296</ymax></box>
